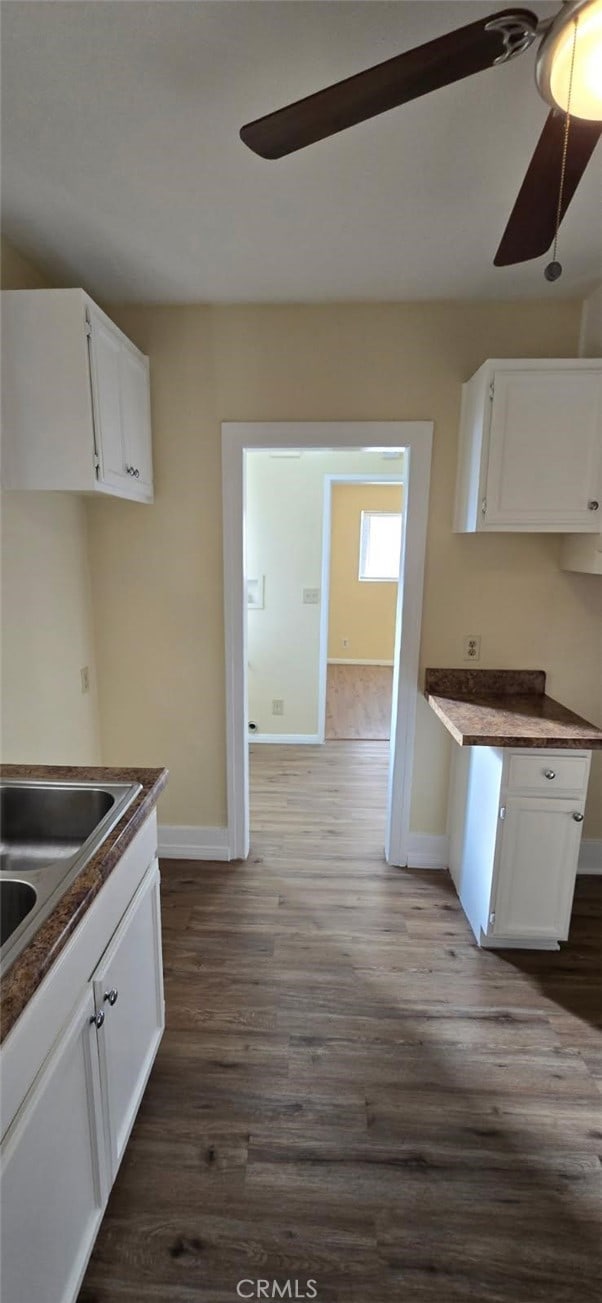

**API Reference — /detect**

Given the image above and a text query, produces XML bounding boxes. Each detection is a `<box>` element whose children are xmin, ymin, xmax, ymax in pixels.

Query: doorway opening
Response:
<box><xmin>221</xmin><ymin>422</ymin><xmax>433</xmax><ymax>866</ymax></box>
<box><xmin>322</xmin><ymin>474</ymin><xmax>404</xmax><ymax>743</ymax></box>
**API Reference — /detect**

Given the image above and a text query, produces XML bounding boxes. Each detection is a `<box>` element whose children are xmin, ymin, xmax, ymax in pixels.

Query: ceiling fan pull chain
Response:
<box><xmin>545</xmin><ymin>13</ymin><xmax>579</xmax><ymax>282</ymax></box>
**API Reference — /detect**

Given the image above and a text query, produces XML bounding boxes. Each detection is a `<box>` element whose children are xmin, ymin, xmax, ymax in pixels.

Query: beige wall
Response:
<box><xmin>87</xmin><ymin>299</ymin><xmax>602</xmax><ymax>837</ymax></box>
<box><xmin>328</xmin><ymin>482</ymin><xmax>402</xmax><ymax>664</ymax></box>
<box><xmin>246</xmin><ymin>451</ymin><xmax>401</xmax><ymax>738</ymax></box>
<box><xmin>0</xmin><ymin>237</ymin><xmax>101</xmax><ymax>764</ymax></box>
<box><xmin>580</xmin><ymin>283</ymin><xmax>602</xmax><ymax>357</ymax></box>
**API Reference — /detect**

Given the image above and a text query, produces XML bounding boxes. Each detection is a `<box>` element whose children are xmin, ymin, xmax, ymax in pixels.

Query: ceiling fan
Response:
<box><xmin>240</xmin><ymin>0</ymin><xmax>602</xmax><ymax>268</ymax></box>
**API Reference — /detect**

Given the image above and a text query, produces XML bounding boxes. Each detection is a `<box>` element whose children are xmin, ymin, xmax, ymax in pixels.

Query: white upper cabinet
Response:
<box><xmin>1</xmin><ymin>288</ymin><xmax>153</xmax><ymax>502</ymax></box>
<box><xmin>454</xmin><ymin>359</ymin><xmax>602</xmax><ymax>532</ymax></box>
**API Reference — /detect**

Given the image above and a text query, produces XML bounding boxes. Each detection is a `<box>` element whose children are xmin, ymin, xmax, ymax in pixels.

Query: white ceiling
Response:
<box><xmin>1</xmin><ymin>0</ymin><xmax>601</xmax><ymax>302</ymax></box>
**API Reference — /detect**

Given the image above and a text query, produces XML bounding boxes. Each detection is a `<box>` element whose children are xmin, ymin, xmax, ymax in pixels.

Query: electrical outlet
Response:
<box><xmin>463</xmin><ymin>635</ymin><xmax>481</xmax><ymax>662</ymax></box>
<box><xmin>80</xmin><ymin>666</ymin><xmax>90</xmax><ymax>694</ymax></box>
<box><xmin>342</xmin><ymin>637</ymin><xmax>349</xmax><ymax>648</ymax></box>
<box><xmin>272</xmin><ymin>699</ymin><xmax>284</xmax><ymax>716</ymax></box>
<box><xmin>303</xmin><ymin>588</ymin><xmax>320</xmax><ymax>605</ymax></box>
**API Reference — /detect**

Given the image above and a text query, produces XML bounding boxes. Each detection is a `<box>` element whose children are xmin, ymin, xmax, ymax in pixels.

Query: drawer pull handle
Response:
<box><xmin>544</xmin><ymin>769</ymin><xmax>556</xmax><ymax>780</ymax></box>
<box><xmin>587</xmin><ymin>500</ymin><xmax>599</xmax><ymax>511</ymax></box>
<box><xmin>572</xmin><ymin>812</ymin><xmax>584</xmax><ymax>822</ymax></box>
<box><xmin>90</xmin><ymin>1009</ymin><xmax>105</xmax><ymax>1029</ymax></box>
<box><xmin>103</xmin><ymin>988</ymin><xmax>119</xmax><ymax>1007</ymax></box>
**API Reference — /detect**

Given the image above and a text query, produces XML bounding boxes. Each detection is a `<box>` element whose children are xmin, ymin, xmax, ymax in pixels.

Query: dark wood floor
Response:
<box><xmin>79</xmin><ymin>744</ymin><xmax>602</xmax><ymax>1302</ymax></box>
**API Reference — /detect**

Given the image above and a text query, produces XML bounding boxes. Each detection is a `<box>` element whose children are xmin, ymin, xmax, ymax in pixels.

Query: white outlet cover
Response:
<box><xmin>303</xmin><ymin>588</ymin><xmax>320</xmax><ymax>604</ymax></box>
<box><xmin>463</xmin><ymin>635</ymin><xmax>481</xmax><ymax>662</ymax></box>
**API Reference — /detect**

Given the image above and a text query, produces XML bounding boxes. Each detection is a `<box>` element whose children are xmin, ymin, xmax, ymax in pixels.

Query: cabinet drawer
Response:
<box><xmin>505</xmin><ymin>752</ymin><xmax>590</xmax><ymax>797</ymax></box>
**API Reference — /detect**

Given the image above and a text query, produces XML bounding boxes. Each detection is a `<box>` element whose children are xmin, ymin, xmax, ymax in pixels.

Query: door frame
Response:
<box><xmin>221</xmin><ymin>421</ymin><xmax>433</xmax><ymax>866</ymax></box>
<box><xmin>318</xmin><ymin>472</ymin><xmax>405</xmax><ymax>743</ymax></box>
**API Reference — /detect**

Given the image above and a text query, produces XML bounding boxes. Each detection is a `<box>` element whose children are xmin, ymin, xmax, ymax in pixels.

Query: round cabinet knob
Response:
<box><xmin>588</xmin><ymin>500</ymin><xmax>599</xmax><ymax>511</ymax></box>
<box><xmin>544</xmin><ymin>769</ymin><xmax>556</xmax><ymax>780</ymax></box>
<box><xmin>103</xmin><ymin>988</ymin><xmax>119</xmax><ymax>1007</ymax></box>
<box><xmin>572</xmin><ymin>812</ymin><xmax>584</xmax><ymax>822</ymax></box>
<box><xmin>133</xmin><ymin>468</ymin><xmax>140</xmax><ymax>478</ymax></box>
<box><xmin>126</xmin><ymin>465</ymin><xmax>135</xmax><ymax>476</ymax></box>
<box><xmin>90</xmin><ymin>1009</ymin><xmax>105</xmax><ymax>1029</ymax></box>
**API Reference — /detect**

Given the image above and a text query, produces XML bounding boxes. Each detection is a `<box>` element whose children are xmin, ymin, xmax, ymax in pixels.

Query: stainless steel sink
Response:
<box><xmin>0</xmin><ymin>880</ymin><xmax>37</xmax><ymax>948</ymax></box>
<box><xmin>0</xmin><ymin>780</ymin><xmax>141</xmax><ymax>974</ymax></box>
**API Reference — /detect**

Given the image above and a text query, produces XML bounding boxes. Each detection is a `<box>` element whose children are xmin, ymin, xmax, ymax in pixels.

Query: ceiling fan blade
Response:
<box><xmin>494</xmin><ymin>111</ymin><xmax>602</xmax><ymax>266</ymax></box>
<box><xmin>240</xmin><ymin>9</ymin><xmax>538</xmax><ymax>159</ymax></box>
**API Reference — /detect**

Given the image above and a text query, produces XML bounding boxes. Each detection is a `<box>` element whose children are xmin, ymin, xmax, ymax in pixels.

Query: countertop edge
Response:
<box><xmin>426</xmin><ymin>694</ymin><xmax>466</xmax><ymax>746</ymax></box>
<box><xmin>425</xmin><ymin>691</ymin><xmax>602</xmax><ymax>749</ymax></box>
<box><xmin>0</xmin><ymin>765</ymin><xmax>168</xmax><ymax>1045</ymax></box>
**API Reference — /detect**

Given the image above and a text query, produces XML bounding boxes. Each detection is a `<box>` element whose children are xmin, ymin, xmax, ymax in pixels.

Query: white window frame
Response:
<box><xmin>358</xmin><ymin>510</ymin><xmax>402</xmax><ymax>583</ymax></box>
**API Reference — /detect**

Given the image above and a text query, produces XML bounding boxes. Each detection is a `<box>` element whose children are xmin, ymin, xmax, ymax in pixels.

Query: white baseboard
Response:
<box><xmin>328</xmin><ymin>658</ymin><xmax>394</xmax><ymax>666</ymax></box>
<box><xmin>250</xmin><ymin>733</ymin><xmax>322</xmax><ymax>744</ymax></box>
<box><xmin>157</xmin><ymin>826</ymin><xmax>599</xmax><ymax>876</ymax></box>
<box><xmin>158</xmin><ymin>825</ymin><xmax>231</xmax><ymax>861</ymax></box>
<box><xmin>406</xmin><ymin>833</ymin><xmax>449</xmax><ymax>870</ymax></box>
<box><xmin>578</xmin><ymin>838</ymin><xmax>602</xmax><ymax>873</ymax></box>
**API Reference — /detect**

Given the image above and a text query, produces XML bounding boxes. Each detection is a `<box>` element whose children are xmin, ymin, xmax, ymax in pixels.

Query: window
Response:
<box><xmin>359</xmin><ymin>511</ymin><xmax>402</xmax><ymax>581</ymax></box>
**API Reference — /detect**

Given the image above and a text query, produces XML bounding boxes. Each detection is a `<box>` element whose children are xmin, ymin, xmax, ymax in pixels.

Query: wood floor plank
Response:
<box><xmin>325</xmin><ymin>664</ymin><xmax>393</xmax><ymax>740</ymax></box>
<box><xmin>79</xmin><ymin>743</ymin><xmax>602</xmax><ymax>1303</ymax></box>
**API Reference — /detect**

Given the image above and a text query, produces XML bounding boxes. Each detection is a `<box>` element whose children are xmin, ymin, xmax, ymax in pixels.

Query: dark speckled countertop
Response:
<box><xmin>424</xmin><ymin>669</ymin><xmax>602</xmax><ymax>749</ymax></box>
<box><xmin>0</xmin><ymin>764</ymin><xmax>168</xmax><ymax>1044</ymax></box>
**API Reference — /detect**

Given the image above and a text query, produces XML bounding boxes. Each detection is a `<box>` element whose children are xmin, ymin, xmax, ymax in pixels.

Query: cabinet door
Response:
<box><xmin>120</xmin><ymin>342</ymin><xmax>153</xmax><ymax>500</ymax></box>
<box><xmin>491</xmin><ymin>797</ymin><xmax>583</xmax><ymax>940</ymax></box>
<box><xmin>484</xmin><ymin>370</ymin><xmax>602</xmax><ymax>530</ymax></box>
<box><xmin>88</xmin><ymin>310</ymin><xmax>129</xmax><ymax>493</ymax></box>
<box><xmin>0</xmin><ymin>987</ymin><xmax>107</xmax><ymax>1303</ymax></box>
<box><xmin>93</xmin><ymin>863</ymin><xmax>164</xmax><ymax>1182</ymax></box>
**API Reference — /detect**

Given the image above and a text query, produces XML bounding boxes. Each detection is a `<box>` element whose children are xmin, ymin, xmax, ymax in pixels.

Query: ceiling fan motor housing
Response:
<box><xmin>536</xmin><ymin>0</ymin><xmax>602</xmax><ymax>121</ymax></box>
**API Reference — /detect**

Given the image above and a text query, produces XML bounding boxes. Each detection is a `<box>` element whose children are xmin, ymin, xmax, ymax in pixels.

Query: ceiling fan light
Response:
<box><xmin>538</xmin><ymin>0</ymin><xmax>602</xmax><ymax>121</ymax></box>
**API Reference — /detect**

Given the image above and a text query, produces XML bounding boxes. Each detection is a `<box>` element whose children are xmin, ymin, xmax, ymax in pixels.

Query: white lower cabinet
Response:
<box><xmin>490</xmin><ymin>797</ymin><xmax>584</xmax><ymax>941</ymax></box>
<box><xmin>448</xmin><ymin>747</ymin><xmax>591</xmax><ymax>949</ymax></box>
<box><xmin>0</xmin><ymin>834</ymin><xmax>164</xmax><ymax>1303</ymax></box>
<box><xmin>0</xmin><ymin>989</ymin><xmax>107</xmax><ymax>1303</ymax></box>
<box><xmin>93</xmin><ymin>867</ymin><xmax>164</xmax><ymax>1179</ymax></box>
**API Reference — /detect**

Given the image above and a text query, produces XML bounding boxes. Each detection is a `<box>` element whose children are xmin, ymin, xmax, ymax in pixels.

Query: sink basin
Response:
<box><xmin>0</xmin><ymin>780</ymin><xmax>142</xmax><ymax>974</ymax></box>
<box><xmin>0</xmin><ymin>880</ymin><xmax>37</xmax><ymax>947</ymax></box>
<box><xmin>1</xmin><ymin>785</ymin><xmax>115</xmax><ymax>874</ymax></box>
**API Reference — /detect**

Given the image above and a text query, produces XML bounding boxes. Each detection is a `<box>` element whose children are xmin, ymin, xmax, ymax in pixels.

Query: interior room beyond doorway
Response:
<box><xmin>326</xmin><ymin>480</ymin><xmax>402</xmax><ymax>741</ymax></box>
